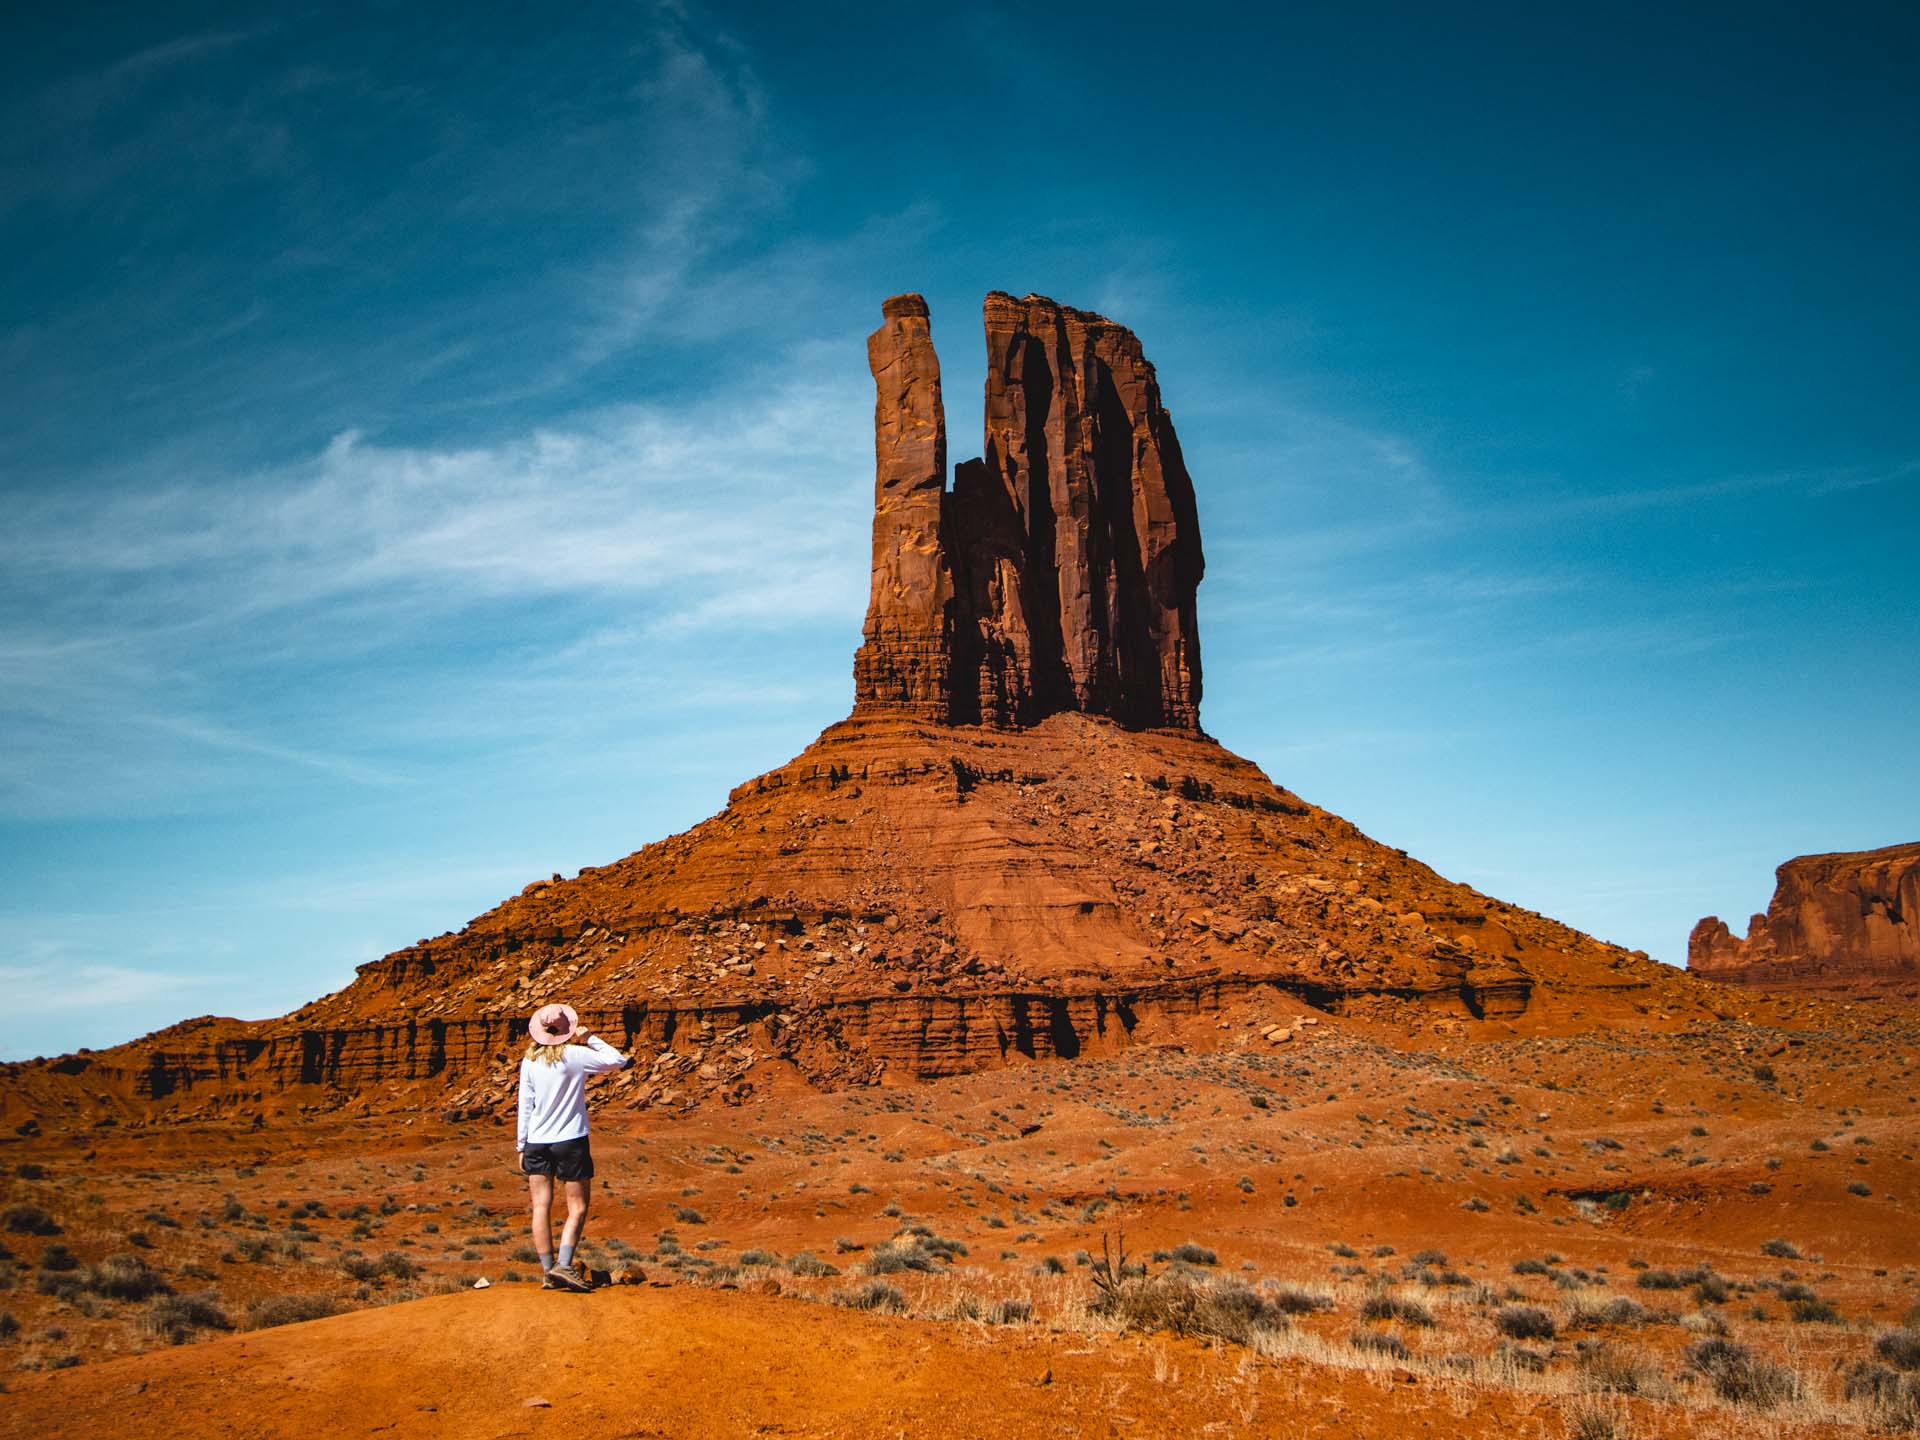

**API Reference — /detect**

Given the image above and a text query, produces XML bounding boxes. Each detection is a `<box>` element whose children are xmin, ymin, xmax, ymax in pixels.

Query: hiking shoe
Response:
<box><xmin>540</xmin><ymin>1269</ymin><xmax>563</xmax><ymax>1290</ymax></box>
<box><xmin>547</xmin><ymin>1262</ymin><xmax>593</xmax><ymax>1293</ymax></box>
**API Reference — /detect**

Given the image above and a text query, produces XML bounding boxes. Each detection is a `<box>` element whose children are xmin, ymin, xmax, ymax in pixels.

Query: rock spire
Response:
<box><xmin>854</xmin><ymin>291</ymin><xmax>1205</xmax><ymax>729</ymax></box>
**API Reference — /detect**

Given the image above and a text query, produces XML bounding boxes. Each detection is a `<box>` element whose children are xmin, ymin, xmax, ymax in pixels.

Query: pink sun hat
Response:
<box><xmin>528</xmin><ymin>1002</ymin><xmax>580</xmax><ymax>1046</ymax></box>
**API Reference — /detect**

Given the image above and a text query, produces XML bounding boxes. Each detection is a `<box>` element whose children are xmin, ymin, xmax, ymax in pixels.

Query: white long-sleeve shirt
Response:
<box><xmin>515</xmin><ymin>1035</ymin><xmax>628</xmax><ymax>1150</ymax></box>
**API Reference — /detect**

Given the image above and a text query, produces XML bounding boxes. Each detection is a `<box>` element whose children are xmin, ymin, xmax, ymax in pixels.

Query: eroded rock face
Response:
<box><xmin>1688</xmin><ymin>842</ymin><xmax>1920</xmax><ymax>1002</ymax></box>
<box><xmin>853</xmin><ymin>292</ymin><xmax>1204</xmax><ymax>730</ymax></box>
<box><xmin>852</xmin><ymin>294</ymin><xmax>954</xmax><ymax>717</ymax></box>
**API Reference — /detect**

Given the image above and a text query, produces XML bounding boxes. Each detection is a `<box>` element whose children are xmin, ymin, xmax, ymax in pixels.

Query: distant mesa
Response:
<box><xmin>1688</xmin><ymin>841</ymin><xmax>1920</xmax><ymax>1003</ymax></box>
<box><xmin>855</xmin><ymin>292</ymin><xmax>1204</xmax><ymax>730</ymax></box>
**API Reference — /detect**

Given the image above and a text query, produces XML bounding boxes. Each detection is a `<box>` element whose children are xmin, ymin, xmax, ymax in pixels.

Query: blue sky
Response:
<box><xmin>3</xmin><ymin>2</ymin><xmax>1915</xmax><ymax>1059</ymax></box>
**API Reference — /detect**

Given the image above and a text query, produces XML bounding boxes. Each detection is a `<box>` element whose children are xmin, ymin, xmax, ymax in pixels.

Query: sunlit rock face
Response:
<box><xmin>1689</xmin><ymin>842</ymin><xmax>1920</xmax><ymax>1002</ymax></box>
<box><xmin>855</xmin><ymin>292</ymin><xmax>1204</xmax><ymax>731</ymax></box>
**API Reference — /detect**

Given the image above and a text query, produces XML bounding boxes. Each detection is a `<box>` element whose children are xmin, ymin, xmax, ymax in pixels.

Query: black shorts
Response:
<box><xmin>521</xmin><ymin>1135</ymin><xmax>594</xmax><ymax>1181</ymax></box>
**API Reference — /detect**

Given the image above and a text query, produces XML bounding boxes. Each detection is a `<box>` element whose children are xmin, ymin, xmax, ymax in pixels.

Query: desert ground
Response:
<box><xmin>4</xmin><ymin>989</ymin><xmax>1916</xmax><ymax>1438</ymax></box>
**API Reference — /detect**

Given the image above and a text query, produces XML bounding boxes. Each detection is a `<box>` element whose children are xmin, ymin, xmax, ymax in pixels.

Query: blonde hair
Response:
<box><xmin>525</xmin><ymin>1041</ymin><xmax>568</xmax><ymax>1066</ymax></box>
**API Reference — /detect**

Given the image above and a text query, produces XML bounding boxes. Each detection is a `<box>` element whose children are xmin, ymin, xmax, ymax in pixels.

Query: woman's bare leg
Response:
<box><xmin>527</xmin><ymin>1174</ymin><xmax>555</xmax><ymax>1271</ymax></box>
<box><xmin>559</xmin><ymin>1178</ymin><xmax>591</xmax><ymax>1265</ymax></box>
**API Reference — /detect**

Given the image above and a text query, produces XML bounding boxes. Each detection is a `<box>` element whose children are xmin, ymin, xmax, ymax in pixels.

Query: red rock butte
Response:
<box><xmin>855</xmin><ymin>292</ymin><xmax>1203</xmax><ymax>730</ymax></box>
<box><xmin>1687</xmin><ymin>841</ymin><xmax>1920</xmax><ymax>1003</ymax></box>
<box><xmin>1</xmin><ymin>291</ymin><xmax>1714</xmax><ymax>1134</ymax></box>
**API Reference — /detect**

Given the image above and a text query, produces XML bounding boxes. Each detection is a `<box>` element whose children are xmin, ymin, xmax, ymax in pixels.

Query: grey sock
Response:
<box><xmin>558</xmin><ymin>1243</ymin><xmax>575</xmax><ymax>1270</ymax></box>
<box><xmin>537</xmin><ymin>1252</ymin><xmax>554</xmax><ymax>1272</ymax></box>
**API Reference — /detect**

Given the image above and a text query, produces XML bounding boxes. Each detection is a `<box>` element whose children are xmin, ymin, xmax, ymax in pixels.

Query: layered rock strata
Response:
<box><xmin>0</xmin><ymin>290</ymin><xmax>1704</xmax><ymax>1137</ymax></box>
<box><xmin>1688</xmin><ymin>842</ymin><xmax>1920</xmax><ymax>1002</ymax></box>
<box><xmin>855</xmin><ymin>293</ymin><xmax>1204</xmax><ymax>730</ymax></box>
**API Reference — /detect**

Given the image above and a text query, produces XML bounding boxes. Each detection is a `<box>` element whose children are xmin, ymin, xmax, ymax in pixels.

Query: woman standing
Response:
<box><xmin>516</xmin><ymin>1002</ymin><xmax>628</xmax><ymax>1291</ymax></box>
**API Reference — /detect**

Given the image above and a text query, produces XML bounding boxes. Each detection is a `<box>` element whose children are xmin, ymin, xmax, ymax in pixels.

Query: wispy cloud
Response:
<box><xmin>0</xmin><ymin>357</ymin><xmax>871</xmax><ymax>817</ymax></box>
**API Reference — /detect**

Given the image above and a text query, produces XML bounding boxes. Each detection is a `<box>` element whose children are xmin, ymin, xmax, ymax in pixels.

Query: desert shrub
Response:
<box><xmin>1687</xmin><ymin>1338</ymin><xmax>1800</xmax><ymax>1408</ymax></box>
<box><xmin>1875</xmin><ymin>1328</ymin><xmax>1920</xmax><ymax>1371</ymax></box>
<box><xmin>1410</xmin><ymin>1248</ymin><xmax>1446</xmax><ymax>1266</ymax></box>
<box><xmin>831</xmin><ymin>1281</ymin><xmax>907</xmax><ymax>1314</ymax></box>
<box><xmin>1512</xmin><ymin>1258</ymin><xmax>1551</xmax><ymax>1276</ymax></box>
<box><xmin>865</xmin><ymin>1242</ymin><xmax>936</xmax><ymax>1275</ymax></box>
<box><xmin>248</xmin><ymin>1294</ymin><xmax>339</xmax><ymax>1329</ymax></box>
<box><xmin>1760</xmin><ymin>1237</ymin><xmax>1800</xmax><ymax>1259</ymax></box>
<box><xmin>37</xmin><ymin>1243</ymin><xmax>78</xmax><ymax>1272</ymax></box>
<box><xmin>1636</xmin><ymin>1268</ymin><xmax>1691</xmax><ymax>1291</ymax></box>
<box><xmin>1498</xmin><ymin>1342</ymin><xmax>1549</xmax><ymax>1373</ymax></box>
<box><xmin>1848</xmin><ymin>1182</ymin><xmax>1872</xmax><ymax>1197</ymax></box>
<box><xmin>1329</xmin><ymin>1242</ymin><xmax>1358</xmax><ymax>1258</ymax></box>
<box><xmin>671</xmin><ymin>1207</ymin><xmax>705</xmax><ymax>1224</ymax></box>
<box><xmin>1565</xmin><ymin>1403</ymin><xmax>1628</xmax><ymax>1440</ymax></box>
<box><xmin>1349</xmin><ymin>1330</ymin><xmax>1409</xmax><ymax>1359</ymax></box>
<box><xmin>1361</xmin><ymin>1293</ymin><xmax>1435</xmax><ymax>1327</ymax></box>
<box><xmin>1</xmin><ymin>1204</ymin><xmax>59</xmax><ymax>1236</ymax></box>
<box><xmin>1579</xmin><ymin>1343</ymin><xmax>1663</xmax><ymax>1396</ymax></box>
<box><xmin>1568</xmin><ymin>1296</ymin><xmax>1652</xmax><ymax>1328</ymax></box>
<box><xmin>1790</xmin><ymin>1298</ymin><xmax>1840</xmax><ymax>1324</ymax></box>
<box><xmin>340</xmin><ymin>1251</ymin><xmax>418</xmax><ymax>1282</ymax></box>
<box><xmin>1845</xmin><ymin>1362</ymin><xmax>1920</xmax><ymax>1432</ymax></box>
<box><xmin>14</xmin><ymin>1163</ymin><xmax>46</xmax><ymax>1180</ymax></box>
<box><xmin>1497</xmin><ymin>1305</ymin><xmax>1557</xmax><ymax>1340</ymax></box>
<box><xmin>1094</xmin><ymin>1275</ymin><xmax>1289</xmax><ymax>1346</ymax></box>
<box><xmin>738</xmin><ymin>1249</ymin><xmax>776</xmax><ymax>1267</ymax></box>
<box><xmin>82</xmin><ymin>1255</ymin><xmax>170</xmax><ymax>1301</ymax></box>
<box><xmin>1682</xmin><ymin>1309</ymin><xmax>1729</xmax><ymax>1337</ymax></box>
<box><xmin>986</xmin><ymin>1298</ymin><xmax>1031</xmax><ymax>1325</ymax></box>
<box><xmin>785</xmin><ymin>1252</ymin><xmax>839</xmax><ymax>1279</ymax></box>
<box><xmin>0</xmin><ymin>1311</ymin><xmax>16</xmax><ymax>1339</ymax></box>
<box><xmin>146</xmin><ymin>1291</ymin><xmax>233</xmax><ymax>1343</ymax></box>
<box><xmin>1169</xmin><ymin>1242</ymin><xmax>1217</xmax><ymax>1267</ymax></box>
<box><xmin>1692</xmin><ymin>1273</ymin><xmax>1731</xmax><ymax>1305</ymax></box>
<box><xmin>1776</xmin><ymin>1281</ymin><xmax>1816</xmax><ymax>1301</ymax></box>
<box><xmin>1268</xmin><ymin>1285</ymin><xmax>1334</xmax><ymax>1315</ymax></box>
